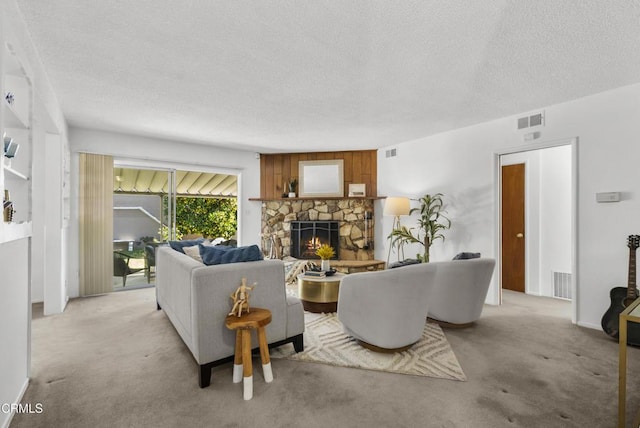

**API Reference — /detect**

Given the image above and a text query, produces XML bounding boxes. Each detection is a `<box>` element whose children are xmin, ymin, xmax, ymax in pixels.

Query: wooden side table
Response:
<box><xmin>225</xmin><ymin>308</ymin><xmax>273</xmax><ymax>400</ymax></box>
<box><xmin>618</xmin><ymin>297</ymin><xmax>640</xmax><ymax>427</ymax></box>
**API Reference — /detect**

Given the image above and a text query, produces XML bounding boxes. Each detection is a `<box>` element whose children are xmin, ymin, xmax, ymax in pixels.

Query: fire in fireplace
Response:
<box><xmin>290</xmin><ymin>221</ymin><xmax>339</xmax><ymax>259</ymax></box>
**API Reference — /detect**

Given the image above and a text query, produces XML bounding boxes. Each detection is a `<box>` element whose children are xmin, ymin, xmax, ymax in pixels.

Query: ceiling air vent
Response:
<box><xmin>385</xmin><ymin>148</ymin><xmax>397</xmax><ymax>158</ymax></box>
<box><xmin>517</xmin><ymin>111</ymin><xmax>545</xmax><ymax>130</ymax></box>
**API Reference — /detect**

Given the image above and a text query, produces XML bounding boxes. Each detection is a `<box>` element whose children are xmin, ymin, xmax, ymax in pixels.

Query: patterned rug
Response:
<box><xmin>271</xmin><ymin>312</ymin><xmax>466</xmax><ymax>381</ymax></box>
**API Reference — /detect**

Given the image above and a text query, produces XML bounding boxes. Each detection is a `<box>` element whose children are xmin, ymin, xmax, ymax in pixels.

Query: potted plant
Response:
<box><xmin>315</xmin><ymin>244</ymin><xmax>335</xmax><ymax>271</ymax></box>
<box><xmin>288</xmin><ymin>178</ymin><xmax>298</xmax><ymax>198</ymax></box>
<box><xmin>389</xmin><ymin>193</ymin><xmax>451</xmax><ymax>263</ymax></box>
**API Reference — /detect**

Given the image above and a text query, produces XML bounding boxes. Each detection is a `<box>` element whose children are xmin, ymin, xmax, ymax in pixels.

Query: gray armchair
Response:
<box><xmin>337</xmin><ymin>263</ymin><xmax>438</xmax><ymax>352</ymax></box>
<box><xmin>427</xmin><ymin>258</ymin><xmax>496</xmax><ymax>327</ymax></box>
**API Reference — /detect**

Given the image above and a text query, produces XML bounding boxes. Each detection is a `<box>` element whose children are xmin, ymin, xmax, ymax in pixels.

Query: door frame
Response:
<box><xmin>492</xmin><ymin>137</ymin><xmax>578</xmax><ymax>324</ymax></box>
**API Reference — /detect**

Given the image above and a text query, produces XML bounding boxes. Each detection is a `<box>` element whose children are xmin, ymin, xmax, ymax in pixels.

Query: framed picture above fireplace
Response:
<box><xmin>299</xmin><ymin>160</ymin><xmax>344</xmax><ymax>198</ymax></box>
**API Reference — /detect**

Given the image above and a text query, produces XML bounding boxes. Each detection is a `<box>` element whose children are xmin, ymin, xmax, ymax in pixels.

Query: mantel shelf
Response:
<box><xmin>249</xmin><ymin>196</ymin><xmax>386</xmax><ymax>201</ymax></box>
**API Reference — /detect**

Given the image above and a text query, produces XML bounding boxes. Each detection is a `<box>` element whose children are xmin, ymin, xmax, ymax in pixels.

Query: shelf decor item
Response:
<box><xmin>315</xmin><ymin>244</ymin><xmax>336</xmax><ymax>271</ymax></box>
<box><xmin>4</xmin><ymin>91</ymin><xmax>14</xmax><ymax>105</ymax></box>
<box><xmin>4</xmin><ymin>140</ymin><xmax>19</xmax><ymax>158</ymax></box>
<box><xmin>3</xmin><ymin>133</ymin><xmax>12</xmax><ymax>153</ymax></box>
<box><xmin>288</xmin><ymin>178</ymin><xmax>298</xmax><ymax>198</ymax></box>
<box><xmin>228</xmin><ymin>277</ymin><xmax>256</xmax><ymax>317</ymax></box>
<box><xmin>348</xmin><ymin>183</ymin><xmax>366</xmax><ymax>197</ymax></box>
<box><xmin>3</xmin><ymin>190</ymin><xmax>14</xmax><ymax>222</ymax></box>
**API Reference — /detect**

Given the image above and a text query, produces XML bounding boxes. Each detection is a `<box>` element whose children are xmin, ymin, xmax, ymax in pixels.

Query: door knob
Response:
<box><xmin>516</xmin><ymin>233</ymin><xmax>524</xmax><ymax>238</ymax></box>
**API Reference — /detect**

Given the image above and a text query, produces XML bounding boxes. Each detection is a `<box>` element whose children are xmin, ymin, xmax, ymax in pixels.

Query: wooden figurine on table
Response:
<box><xmin>229</xmin><ymin>277</ymin><xmax>256</xmax><ymax>317</ymax></box>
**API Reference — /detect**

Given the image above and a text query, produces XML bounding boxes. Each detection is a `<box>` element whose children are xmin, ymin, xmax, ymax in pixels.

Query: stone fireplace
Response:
<box><xmin>260</xmin><ymin>199</ymin><xmax>375</xmax><ymax>260</ymax></box>
<box><xmin>290</xmin><ymin>221</ymin><xmax>340</xmax><ymax>259</ymax></box>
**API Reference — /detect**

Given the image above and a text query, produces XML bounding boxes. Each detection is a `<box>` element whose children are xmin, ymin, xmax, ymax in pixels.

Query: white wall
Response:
<box><xmin>1</xmin><ymin>1</ymin><xmax>69</xmax><ymax>426</ymax></box>
<box><xmin>67</xmin><ymin>127</ymin><xmax>262</xmax><ymax>298</ymax></box>
<box><xmin>377</xmin><ymin>82</ymin><xmax>640</xmax><ymax>329</ymax></box>
<box><xmin>0</xmin><ymin>239</ymin><xmax>30</xmax><ymax>428</ymax></box>
<box><xmin>539</xmin><ymin>145</ymin><xmax>572</xmax><ymax>296</ymax></box>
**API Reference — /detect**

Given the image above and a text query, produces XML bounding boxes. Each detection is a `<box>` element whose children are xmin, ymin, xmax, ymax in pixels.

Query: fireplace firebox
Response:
<box><xmin>290</xmin><ymin>221</ymin><xmax>339</xmax><ymax>259</ymax></box>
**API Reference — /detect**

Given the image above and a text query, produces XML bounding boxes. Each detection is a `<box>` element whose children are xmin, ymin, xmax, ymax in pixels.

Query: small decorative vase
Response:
<box><xmin>288</xmin><ymin>192</ymin><xmax>296</xmax><ymax>198</ymax></box>
<box><xmin>320</xmin><ymin>259</ymin><xmax>330</xmax><ymax>272</ymax></box>
<box><xmin>3</xmin><ymin>190</ymin><xmax>14</xmax><ymax>222</ymax></box>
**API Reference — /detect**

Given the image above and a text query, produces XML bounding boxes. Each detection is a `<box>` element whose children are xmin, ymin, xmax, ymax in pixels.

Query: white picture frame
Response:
<box><xmin>299</xmin><ymin>160</ymin><xmax>344</xmax><ymax>198</ymax></box>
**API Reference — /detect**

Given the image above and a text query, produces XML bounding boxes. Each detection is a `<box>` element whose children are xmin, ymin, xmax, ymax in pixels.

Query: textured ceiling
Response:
<box><xmin>15</xmin><ymin>1</ymin><xmax>640</xmax><ymax>153</ymax></box>
<box><xmin>114</xmin><ymin>168</ymin><xmax>237</xmax><ymax>197</ymax></box>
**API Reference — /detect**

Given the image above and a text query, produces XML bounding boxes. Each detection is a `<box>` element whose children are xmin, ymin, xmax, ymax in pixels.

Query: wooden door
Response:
<box><xmin>501</xmin><ymin>163</ymin><xmax>525</xmax><ymax>293</ymax></box>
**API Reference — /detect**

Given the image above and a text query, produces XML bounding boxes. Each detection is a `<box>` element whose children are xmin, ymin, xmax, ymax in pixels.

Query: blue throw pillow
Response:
<box><xmin>199</xmin><ymin>244</ymin><xmax>263</xmax><ymax>265</ymax></box>
<box><xmin>169</xmin><ymin>238</ymin><xmax>205</xmax><ymax>254</ymax></box>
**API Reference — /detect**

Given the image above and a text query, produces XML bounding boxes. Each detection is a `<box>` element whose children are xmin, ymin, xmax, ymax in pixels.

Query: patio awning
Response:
<box><xmin>114</xmin><ymin>168</ymin><xmax>237</xmax><ymax>197</ymax></box>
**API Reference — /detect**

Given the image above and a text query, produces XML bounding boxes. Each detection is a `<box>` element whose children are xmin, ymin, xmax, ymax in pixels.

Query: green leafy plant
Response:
<box><xmin>315</xmin><ymin>244</ymin><xmax>335</xmax><ymax>260</ymax></box>
<box><xmin>163</xmin><ymin>196</ymin><xmax>237</xmax><ymax>239</ymax></box>
<box><xmin>389</xmin><ymin>193</ymin><xmax>451</xmax><ymax>263</ymax></box>
<box><xmin>288</xmin><ymin>178</ymin><xmax>298</xmax><ymax>193</ymax></box>
<box><xmin>160</xmin><ymin>225</ymin><xmax>183</xmax><ymax>241</ymax></box>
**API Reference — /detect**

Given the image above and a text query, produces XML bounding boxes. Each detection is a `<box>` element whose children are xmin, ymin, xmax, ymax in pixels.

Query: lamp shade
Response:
<box><xmin>383</xmin><ymin>197</ymin><xmax>410</xmax><ymax>216</ymax></box>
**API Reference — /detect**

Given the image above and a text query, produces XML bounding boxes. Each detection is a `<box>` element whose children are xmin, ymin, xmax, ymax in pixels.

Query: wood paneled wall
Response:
<box><xmin>259</xmin><ymin>150</ymin><xmax>377</xmax><ymax>199</ymax></box>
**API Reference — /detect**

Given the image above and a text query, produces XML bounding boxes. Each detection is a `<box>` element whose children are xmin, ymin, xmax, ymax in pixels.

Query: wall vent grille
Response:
<box><xmin>517</xmin><ymin>111</ymin><xmax>545</xmax><ymax>130</ymax></box>
<box><xmin>553</xmin><ymin>271</ymin><xmax>572</xmax><ymax>300</ymax></box>
<box><xmin>517</xmin><ymin>117</ymin><xmax>529</xmax><ymax>129</ymax></box>
<box><xmin>385</xmin><ymin>148</ymin><xmax>397</xmax><ymax>158</ymax></box>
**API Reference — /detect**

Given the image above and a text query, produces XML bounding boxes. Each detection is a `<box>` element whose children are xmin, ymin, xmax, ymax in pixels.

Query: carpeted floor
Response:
<box><xmin>11</xmin><ymin>288</ymin><xmax>640</xmax><ymax>428</ymax></box>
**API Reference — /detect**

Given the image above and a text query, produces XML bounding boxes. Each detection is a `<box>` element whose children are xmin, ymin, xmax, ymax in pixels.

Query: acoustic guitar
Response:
<box><xmin>601</xmin><ymin>235</ymin><xmax>640</xmax><ymax>345</ymax></box>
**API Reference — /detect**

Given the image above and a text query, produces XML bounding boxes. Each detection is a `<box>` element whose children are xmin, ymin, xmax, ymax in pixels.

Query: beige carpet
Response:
<box><xmin>11</xmin><ymin>288</ymin><xmax>640</xmax><ymax>427</ymax></box>
<box><xmin>271</xmin><ymin>312</ymin><xmax>466</xmax><ymax>381</ymax></box>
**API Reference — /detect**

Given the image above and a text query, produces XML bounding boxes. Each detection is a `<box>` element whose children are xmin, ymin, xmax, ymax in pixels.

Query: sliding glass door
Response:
<box><xmin>112</xmin><ymin>166</ymin><xmax>177</xmax><ymax>289</ymax></box>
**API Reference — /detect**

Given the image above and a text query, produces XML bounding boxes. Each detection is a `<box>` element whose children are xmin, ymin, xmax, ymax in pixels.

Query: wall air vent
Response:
<box><xmin>553</xmin><ymin>271</ymin><xmax>572</xmax><ymax>300</ymax></box>
<box><xmin>385</xmin><ymin>148</ymin><xmax>397</xmax><ymax>158</ymax></box>
<box><xmin>517</xmin><ymin>117</ymin><xmax>529</xmax><ymax>130</ymax></box>
<box><xmin>517</xmin><ymin>111</ymin><xmax>545</xmax><ymax>130</ymax></box>
<box><xmin>529</xmin><ymin>113</ymin><xmax>543</xmax><ymax>127</ymax></box>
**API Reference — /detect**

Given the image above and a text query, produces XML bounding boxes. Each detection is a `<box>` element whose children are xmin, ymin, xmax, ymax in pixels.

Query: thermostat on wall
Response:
<box><xmin>596</xmin><ymin>192</ymin><xmax>620</xmax><ymax>203</ymax></box>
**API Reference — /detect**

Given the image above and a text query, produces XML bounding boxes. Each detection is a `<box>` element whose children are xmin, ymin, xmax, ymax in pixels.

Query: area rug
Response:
<box><xmin>271</xmin><ymin>312</ymin><xmax>466</xmax><ymax>381</ymax></box>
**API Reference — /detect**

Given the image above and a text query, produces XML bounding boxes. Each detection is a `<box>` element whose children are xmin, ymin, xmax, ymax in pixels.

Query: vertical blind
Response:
<box><xmin>79</xmin><ymin>153</ymin><xmax>113</xmax><ymax>296</ymax></box>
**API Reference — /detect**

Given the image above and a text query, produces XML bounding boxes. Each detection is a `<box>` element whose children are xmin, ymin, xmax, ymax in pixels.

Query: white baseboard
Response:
<box><xmin>1</xmin><ymin>378</ymin><xmax>30</xmax><ymax>428</ymax></box>
<box><xmin>577</xmin><ymin>320</ymin><xmax>601</xmax><ymax>330</ymax></box>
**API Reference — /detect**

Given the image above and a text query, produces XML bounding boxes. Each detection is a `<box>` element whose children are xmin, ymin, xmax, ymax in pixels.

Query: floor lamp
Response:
<box><xmin>384</xmin><ymin>197</ymin><xmax>410</xmax><ymax>266</ymax></box>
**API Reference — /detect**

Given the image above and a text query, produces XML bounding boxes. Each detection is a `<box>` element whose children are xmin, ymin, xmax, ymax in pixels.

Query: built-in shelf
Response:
<box><xmin>2</xmin><ymin>39</ymin><xmax>33</xmax><ymax>240</ymax></box>
<box><xmin>3</xmin><ymin>102</ymin><xmax>29</xmax><ymax>128</ymax></box>
<box><xmin>4</xmin><ymin>164</ymin><xmax>29</xmax><ymax>180</ymax></box>
<box><xmin>0</xmin><ymin>221</ymin><xmax>32</xmax><ymax>243</ymax></box>
<box><xmin>249</xmin><ymin>196</ymin><xmax>386</xmax><ymax>201</ymax></box>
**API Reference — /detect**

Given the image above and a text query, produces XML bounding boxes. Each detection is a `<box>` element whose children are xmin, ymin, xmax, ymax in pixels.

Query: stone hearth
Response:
<box><xmin>260</xmin><ymin>199</ymin><xmax>375</xmax><ymax>260</ymax></box>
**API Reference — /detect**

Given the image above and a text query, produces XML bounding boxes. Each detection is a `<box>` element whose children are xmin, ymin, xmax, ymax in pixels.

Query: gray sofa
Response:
<box><xmin>155</xmin><ymin>246</ymin><xmax>305</xmax><ymax>387</ymax></box>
